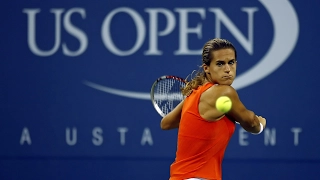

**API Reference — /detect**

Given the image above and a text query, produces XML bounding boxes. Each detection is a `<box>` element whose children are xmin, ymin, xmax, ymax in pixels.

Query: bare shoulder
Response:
<box><xmin>210</xmin><ymin>84</ymin><xmax>237</xmax><ymax>97</ymax></box>
<box><xmin>201</xmin><ymin>84</ymin><xmax>238</xmax><ymax>106</ymax></box>
<box><xmin>199</xmin><ymin>84</ymin><xmax>238</xmax><ymax>120</ymax></box>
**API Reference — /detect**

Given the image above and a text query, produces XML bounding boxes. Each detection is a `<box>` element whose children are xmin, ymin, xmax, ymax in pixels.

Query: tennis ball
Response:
<box><xmin>215</xmin><ymin>96</ymin><xmax>232</xmax><ymax>113</ymax></box>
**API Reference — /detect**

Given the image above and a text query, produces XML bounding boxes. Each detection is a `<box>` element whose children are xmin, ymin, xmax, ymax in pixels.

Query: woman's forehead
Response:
<box><xmin>211</xmin><ymin>49</ymin><xmax>236</xmax><ymax>61</ymax></box>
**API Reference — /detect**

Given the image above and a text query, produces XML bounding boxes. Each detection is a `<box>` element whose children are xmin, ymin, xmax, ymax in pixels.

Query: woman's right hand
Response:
<box><xmin>256</xmin><ymin>115</ymin><xmax>266</xmax><ymax>129</ymax></box>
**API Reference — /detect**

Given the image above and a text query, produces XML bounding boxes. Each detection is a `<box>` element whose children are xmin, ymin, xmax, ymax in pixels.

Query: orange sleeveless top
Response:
<box><xmin>170</xmin><ymin>83</ymin><xmax>235</xmax><ymax>180</ymax></box>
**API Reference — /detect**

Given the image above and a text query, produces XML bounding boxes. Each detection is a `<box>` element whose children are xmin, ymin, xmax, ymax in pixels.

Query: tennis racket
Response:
<box><xmin>150</xmin><ymin>75</ymin><xmax>187</xmax><ymax>117</ymax></box>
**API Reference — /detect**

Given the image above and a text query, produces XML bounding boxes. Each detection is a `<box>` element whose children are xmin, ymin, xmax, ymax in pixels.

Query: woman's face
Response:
<box><xmin>203</xmin><ymin>48</ymin><xmax>237</xmax><ymax>85</ymax></box>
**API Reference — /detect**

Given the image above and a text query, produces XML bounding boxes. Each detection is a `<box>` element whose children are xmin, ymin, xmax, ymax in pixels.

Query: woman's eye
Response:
<box><xmin>229</xmin><ymin>61</ymin><xmax>235</xmax><ymax>65</ymax></box>
<box><xmin>217</xmin><ymin>62</ymin><xmax>223</xmax><ymax>66</ymax></box>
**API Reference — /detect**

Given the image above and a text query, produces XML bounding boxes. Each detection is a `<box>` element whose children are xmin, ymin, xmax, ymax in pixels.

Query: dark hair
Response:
<box><xmin>181</xmin><ymin>38</ymin><xmax>237</xmax><ymax>96</ymax></box>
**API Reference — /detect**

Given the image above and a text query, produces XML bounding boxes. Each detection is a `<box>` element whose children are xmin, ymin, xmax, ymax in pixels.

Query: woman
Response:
<box><xmin>161</xmin><ymin>38</ymin><xmax>266</xmax><ymax>180</ymax></box>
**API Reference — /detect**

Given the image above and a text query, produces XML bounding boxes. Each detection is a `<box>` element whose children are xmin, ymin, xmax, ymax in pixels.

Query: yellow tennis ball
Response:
<box><xmin>216</xmin><ymin>96</ymin><xmax>232</xmax><ymax>113</ymax></box>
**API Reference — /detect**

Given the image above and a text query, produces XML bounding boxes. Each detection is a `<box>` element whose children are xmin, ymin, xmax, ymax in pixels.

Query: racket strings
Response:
<box><xmin>155</xmin><ymin>79</ymin><xmax>185</xmax><ymax>115</ymax></box>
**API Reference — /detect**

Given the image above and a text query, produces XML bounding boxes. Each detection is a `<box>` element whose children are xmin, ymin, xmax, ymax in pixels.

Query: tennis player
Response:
<box><xmin>160</xmin><ymin>38</ymin><xmax>266</xmax><ymax>180</ymax></box>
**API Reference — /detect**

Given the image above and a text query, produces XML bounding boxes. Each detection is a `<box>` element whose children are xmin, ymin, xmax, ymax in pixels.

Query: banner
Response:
<box><xmin>1</xmin><ymin>0</ymin><xmax>320</xmax><ymax>179</ymax></box>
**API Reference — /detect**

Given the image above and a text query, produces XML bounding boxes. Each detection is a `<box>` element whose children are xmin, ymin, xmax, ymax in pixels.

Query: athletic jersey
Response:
<box><xmin>170</xmin><ymin>83</ymin><xmax>236</xmax><ymax>180</ymax></box>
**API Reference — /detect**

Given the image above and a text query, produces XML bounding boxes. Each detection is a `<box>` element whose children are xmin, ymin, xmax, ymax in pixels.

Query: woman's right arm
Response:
<box><xmin>160</xmin><ymin>100</ymin><xmax>184</xmax><ymax>130</ymax></box>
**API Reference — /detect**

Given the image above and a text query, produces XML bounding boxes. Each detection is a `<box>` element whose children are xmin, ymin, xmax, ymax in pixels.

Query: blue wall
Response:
<box><xmin>1</xmin><ymin>0</ymin><xmax>320</xmax><ymax>179</ymax></box>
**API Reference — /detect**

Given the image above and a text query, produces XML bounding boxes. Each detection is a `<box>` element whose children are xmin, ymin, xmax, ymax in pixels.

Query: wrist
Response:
<box><xmin>251</xmin><ymin>122</ymin><xmax>264</xmax><ymax>135</ymax></box>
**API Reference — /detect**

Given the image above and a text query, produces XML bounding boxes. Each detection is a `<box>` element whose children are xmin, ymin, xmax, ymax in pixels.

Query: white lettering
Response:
<box><xmin>15</xmin><ymin>126</ymin><xmax>304</xmax><ymax>148</ymax></box>
<box><xmin>144</xmin><ymin>8</ymin><xmax>176</xmax><ymax>55</ymax></box>
<box><xmin>291</xmin><ymin>127</ymin><xmax>302</xmax><ymax>146</ymax></box>
<box><xmin>141</xmin><ymin>127</ymin><xmax>153</xmax><ymax>146</ymax></box>
<box><xmin>239</xmin><ymin>128</ymin><xmax>249</xmax><ymax>146</ymax></box>
<box><xmin>101</xmin><ymin>7</ymin><xmax>146</xmax><ymax>56</ymax></box>
<box><xmin>174</xmin><ymin>8</ymin><xmax>205</xmax><ymax>55</ymax></box>
<box><xmin>209</xmin><ymin>7</ymin><xmax>258</xmax><ymax>54</ymax></box>
<box><xmin>264</xmin><ymin>128</ymin><xmax>276</xmax><ymax>146</ymax></box>
<box><xmin>24</xmin><ymin>7</ymin><xmax>261</xmax><ymax>57</ymax></box>
<box><xmin>117</xmin><ymin>127</ymin><xmax>128</xmax><ymax>145</ymax></box>
<box><xmin>62</xmin><ymin>8</ymin><xmax>88</xmax><ymax>56</ymax></box>
<box><xmin>23</xmin><ymin>8</ymin><xmax>63</xmax><ymax>56</ymax></box>
<box><xmin>66</xmin><ymin>127</ymin><xmax>77</xmax><ymax>146</ymax></box>
<box><xmin>92</xmin><ymin>127</ymin><xmax>103</xmax><ymax>146</ymax></box>
<box><xmin>20</xmin><ymin>127</ymin><xmax>32</xmax><ymax>145</ymax></box>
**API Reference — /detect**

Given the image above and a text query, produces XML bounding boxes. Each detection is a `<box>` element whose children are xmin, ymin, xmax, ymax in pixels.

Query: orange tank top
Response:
<box><xmin>170</xmin><ymin>83</ymin><xmax>235</xmax><ymax>180</ymax></box>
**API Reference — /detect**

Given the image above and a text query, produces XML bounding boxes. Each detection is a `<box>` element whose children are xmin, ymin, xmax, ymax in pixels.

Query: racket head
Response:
<box><xmin>150</xmin><ymin>75</ymin><xmax>186</xmax><ymax>117</ymax></box>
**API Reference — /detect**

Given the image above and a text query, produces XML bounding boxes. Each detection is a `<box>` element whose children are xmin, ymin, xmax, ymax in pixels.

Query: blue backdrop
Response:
<box><xmin>1</xmin><ymin>0</ymin><xmax>320</xmax><ymax>179</ymax></box>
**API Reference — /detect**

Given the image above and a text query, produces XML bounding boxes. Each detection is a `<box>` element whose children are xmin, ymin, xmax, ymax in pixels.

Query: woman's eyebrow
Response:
<box><xmin>216</xmin><ymin>59</ymin><xmax>235</xmax><ymax>62</ymax></box>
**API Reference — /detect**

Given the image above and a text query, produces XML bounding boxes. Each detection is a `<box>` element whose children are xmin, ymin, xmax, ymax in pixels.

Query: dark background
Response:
<box><xmin>1</xmin><ymin>0</ymin><xmax>320</xmax><ymax>179</ymax></box>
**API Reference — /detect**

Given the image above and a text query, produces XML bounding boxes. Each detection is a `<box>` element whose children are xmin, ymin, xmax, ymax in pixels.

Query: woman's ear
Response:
<box><xmin>203</xmin><ymin>64</ymin><xmax>210</xmax><ymax>74</ymax></box>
